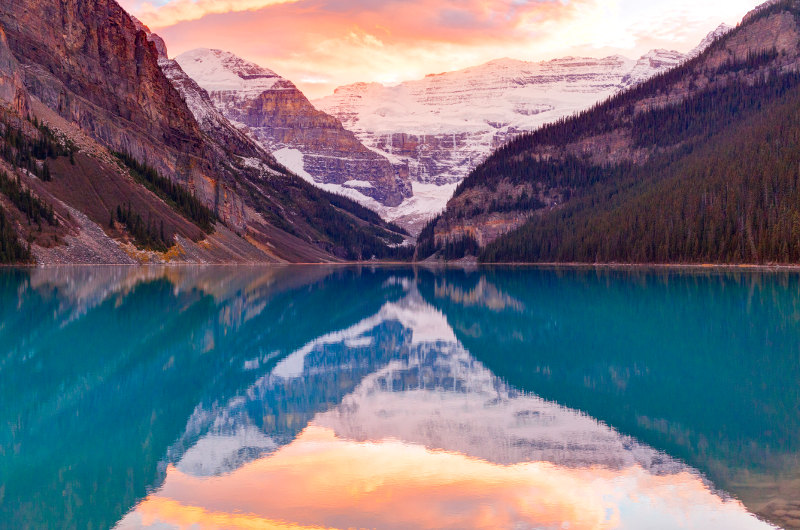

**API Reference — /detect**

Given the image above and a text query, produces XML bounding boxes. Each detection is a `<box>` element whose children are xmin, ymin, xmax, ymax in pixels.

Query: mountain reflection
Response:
<box><xmin>2</xmin><ymin>267</ymin><xmax>798</xmax><ymax>529</ymax></box>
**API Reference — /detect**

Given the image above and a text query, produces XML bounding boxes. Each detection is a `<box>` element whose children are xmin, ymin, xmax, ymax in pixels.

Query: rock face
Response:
<box><xmin>688</xmin><ymin>23</ymin><xmax>734</xmax><ymax>58</ymax></box>
<box><xmin>131</xmin><ymin>19</ymin><xmax>274</xmax><ymax>163</ymax></box>
<box><xmin>314</xmin><ymin>51</ymin><xmax>686</xmax><ymax>188</ymax></box>
<box><xmin>0</xmin><ymin>0</ymin><xmax>241</xmax><ymax>222</ymax></box>
<box><xmin>0</xmin><ymin>0</ymin><xmax>407</xmax><ymax>264</ymax></box>
<box><xmin>0</xmin><ymin>25</ymin><xmax>29</xmax><ymax>117</ymax></box>
<box><xmin>175</xmin><ymin>49</ymin><xmax>410</xmax><ymax>207</ymax></box>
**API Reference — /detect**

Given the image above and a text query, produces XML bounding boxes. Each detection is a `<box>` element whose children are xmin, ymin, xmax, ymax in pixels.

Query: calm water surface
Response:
<box><xmin>2</xmin><ymin>266</ymin><xmax>800</xmax><ymax>529</ymax></box>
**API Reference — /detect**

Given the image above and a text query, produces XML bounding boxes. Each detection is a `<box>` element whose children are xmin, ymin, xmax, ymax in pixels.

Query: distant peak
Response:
<box><xmin>743</xmin><ymin>0</ymin><xmax>787</xmax><ymax>23</ymax></box>
<box><xmin>483</xmin><ymin>57</ymin><xmax>524</xmax><ymax>67</ymax></box>
<box><xmin>176</xmin><ymin>48</ymin><xmax>290</xmax><ymax>94</ymax></box>
<box><xmin>178</xmin><ymin>48</ymin><xmax>280</xmax><ymax>78</ymax></box>
<box><xmin>688</xmin><ymin>23</ymin><xmax>734</xmax><ymax>58</ymax></box>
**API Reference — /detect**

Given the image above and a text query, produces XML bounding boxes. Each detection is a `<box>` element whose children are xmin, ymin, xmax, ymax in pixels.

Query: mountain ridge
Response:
<box><xmin>0</xmin><ymin>0</ymin><xmax>409</xmax><ymax>264</ymax></box>
<box><xmin>175</xmin><ymin>48</ymin><xmax>411</xmax><ymax>207</ymax></box>
<box><xmin>416</xmin><ymin>0</ymin><xmax>800</xmax><ymax>264</ymax></box>
<box><xmin>313</xmin><ymin>41</ymin><xmax>724</xmax><ymax>230</ymax></box>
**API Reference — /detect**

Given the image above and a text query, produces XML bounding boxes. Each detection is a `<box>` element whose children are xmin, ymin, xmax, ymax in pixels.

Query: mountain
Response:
<box><xmin>689</xmin><ymin>23</ymin><xmax>735</xmax><ymax>58</ymax></box>
<box><xmin>0</xmin><ymin>0</ymin><xmax>408</xmax><ymax>264</ymax></box>
<box><xmin>174</xmin><ymin>48</ymin><xmax>410</xmax><ymax>207</ymax></box>
<box><xmin>131</xmin><ymin>18</ymin><xmax>281</xmax><ymax>173</ymax></box>
<box><xmin>313</xmin><ymin>49</ymin><xmax>691</xmax><ymax>228</ymax></box>
<box><xmin>416</xmin><ymin>0</ymin><xmax>800</xmax><ymax>264</ymax></box>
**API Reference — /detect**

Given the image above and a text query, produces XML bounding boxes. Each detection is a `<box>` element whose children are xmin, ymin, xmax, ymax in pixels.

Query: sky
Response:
<box><xmin>120</xmin><ymin>0</ymin><xmax>763</xmax><ymax>99</ymax></box>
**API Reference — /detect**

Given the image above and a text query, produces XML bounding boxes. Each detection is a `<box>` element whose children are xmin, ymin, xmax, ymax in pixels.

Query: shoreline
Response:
<box><xmin>7</xmin><ymin>261</ymin><xmax>800</xmax><ymax>272</ymax></box>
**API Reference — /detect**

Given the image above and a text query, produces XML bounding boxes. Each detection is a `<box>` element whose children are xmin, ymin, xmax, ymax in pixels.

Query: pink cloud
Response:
<box><xmin>122</xmin><ymin>0</ymin><xmax>754</xmax><ymax>98</ymax></box>
<box><xmin>129</xmin><ymin>0</ymin><xmax>595</xmax><ymax>97</ymax></box>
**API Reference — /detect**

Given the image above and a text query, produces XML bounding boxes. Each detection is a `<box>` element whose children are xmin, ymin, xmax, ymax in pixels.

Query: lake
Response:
<box><xmin>2</xmin><ymin>266</ymin><xmax>799</xmax><ymax>529</ymax></box>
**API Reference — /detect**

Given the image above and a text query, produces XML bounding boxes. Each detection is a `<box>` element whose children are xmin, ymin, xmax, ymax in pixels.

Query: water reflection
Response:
<box><xmin>2</xmin><ymin>266</ymin><xmax>798</xmax><ymax>529</ymax></box>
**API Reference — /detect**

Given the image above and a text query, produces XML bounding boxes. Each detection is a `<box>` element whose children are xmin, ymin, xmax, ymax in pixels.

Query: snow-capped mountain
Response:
<box><xmin>313</xmin><ymin>33</ymin><xmax>724</xmax><ymax>231</ymax></box>
<box><xmin>132</xmin><ymin>19</ymin><xmax>279</xmax><ymax>168</ymax></box>
<box><xmin>161</xmin><ymin>27</ymin><xmax>729</xmax><ymax>233</ymax></box>
<box><xmin>621</xmin><ymin>49</ymin><xmax>687</xmax><ymax>86</ymax></box>
<box><xmin>689</xmin><ymin>24</ymin><xmax>734</xmax><ymax>58</ymax></box>
<box><xmin>314</xmin><ymin>51</ymin><xmax>686</xmax><ymax>189</ymax></box>
<box><xmin>175</xmin><ymin>49</ymin><xmax>410</xmax><ymax>206</ymax></box>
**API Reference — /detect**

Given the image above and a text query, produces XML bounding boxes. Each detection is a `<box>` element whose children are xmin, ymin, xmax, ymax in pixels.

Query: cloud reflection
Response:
<box><xmin>121</xmin><ymin>426</ymin><xmax>768</xmax><ymax>530</ymax></box>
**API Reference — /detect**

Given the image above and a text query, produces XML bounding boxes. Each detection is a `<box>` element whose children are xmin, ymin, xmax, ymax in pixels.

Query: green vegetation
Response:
<box><xmin>457</xmin><ymin>65</ymin><xmax>800</xmax><ymax>204</ymax></box>
<box><xmin>422</xmin><ymin>3</ymin><xmax>800</xmax><ymax>264</ymax></box>
<box><xmin>439</xmin><ymin>236</ymin><xmax>479</xmax><ymax>261</ymax></box>
<box><xmin>415</xmin><ymin>218</ymin><xmax>439</xmax><ymax>260</ymax></box>
<box><xmin>114</xmin><ymin>203</ymin><xmax>170</xmax><ymax>252</ymax></box>
<box><xmin>326</xmin><ymin>192</ymin><xmax>409</xmax><ymax>236</ymax></box>
<box><xmin>0</xmin><ymin>205</ymin><xmax>31</xmax><ymax>263</ymax></box>
<box><xmin>0</xmin><ymin>116</ymin><xmax>76</xmax><ymax>182</ymax></box>
<box><xmin>0</xmin><ymin>170</ymin><xmax>58</xmax><ymax>229</ymax></box>
<box><xmin>415</xmin><ymin>218</ymin><xmax>480</xmax><ymax>261</ymax></box>
<box><xmin>481</xmin><ymin>80</ymin><xmax>800</xmax><ymax>264</ymax></box>
<box><xmin>303</xmin><ymin>196</ymin><xmax>410</xmax><ymax>260</ymax></box>
<box><xmin>258</xmin><ymin>170</ymin><xmax>412</xmax><ymax>261</ymax></box>
<box><xmin>114</xmin><ymin>151</ymin><xmax>216</xmax><ymax>233</ymax></box>
<box><xmin>631</xmin><ymin>68</ymin><xmax>799</xmax><ymax>148</ymax></box>
<box><xmin>298</xmin><ymin>187</ymin><xmax>411</xmax><ymax>260</ymax></box>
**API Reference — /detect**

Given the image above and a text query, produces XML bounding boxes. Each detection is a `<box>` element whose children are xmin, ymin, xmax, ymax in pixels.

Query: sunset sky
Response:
<box><xmin>120</xmin><ymin>0</ymin><xmax>763</xmax><ymax>98</ymax></box>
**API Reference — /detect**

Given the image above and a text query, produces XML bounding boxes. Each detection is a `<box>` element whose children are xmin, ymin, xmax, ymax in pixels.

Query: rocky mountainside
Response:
<box><xmin>0</xmin><ymin>0</ymin><xmax>407</xmax><ymax>264</ymax></box>
<box><xmin>175</xmin><ymin>49</ymin><xmax>410</xmax><ymax>207</ymax></box>
<box><xmin>313</xmin><ymin>44</ymin><xmax>724</xmax><ymax>230</ymax></box>
<box><xmin>131</xmin><ymin>19</ymin><xmax>286</xmax><ymax>180</ymax></box>
<box><xmin>417</xmin><ymin>0</ymin><xmax>800</xmax><ymax>264</ymax></box>
<box><xmin>315</xmin><ymin>54</ymin><xmax>672</xmax><ymax>186</ymax></box>
<box><xmin>689</xmin><ymin>23</ymin><xmax>735</xmax><ymax>58</ymax></box>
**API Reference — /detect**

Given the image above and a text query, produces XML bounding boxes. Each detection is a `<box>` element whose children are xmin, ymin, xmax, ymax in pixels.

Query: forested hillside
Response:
<box><xmin>418</xmin><ymin>0</ymin><xmax>800</xmax><ymax>264</ymax></box>
<box><xmin>484</xmin><ymin>80</ymin><xmax>800</xmax><ymax>263</ymax></box>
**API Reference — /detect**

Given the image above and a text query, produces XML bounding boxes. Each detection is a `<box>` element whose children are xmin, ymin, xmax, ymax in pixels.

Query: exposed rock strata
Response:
<box><xmin>176</xmin><ymin>49</ymin><xmax>410</xmax><ymax>207</ymax></box>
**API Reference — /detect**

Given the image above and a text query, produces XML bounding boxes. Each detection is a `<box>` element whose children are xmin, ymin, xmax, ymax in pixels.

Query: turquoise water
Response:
<box><xmin>2</xmin><ymin>266</ymin><xmax>799</xmax><ymax>529</ymax></box>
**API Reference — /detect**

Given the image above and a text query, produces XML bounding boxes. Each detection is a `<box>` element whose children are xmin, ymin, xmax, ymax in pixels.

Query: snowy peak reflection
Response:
<box><xmin>168</xmin><ymin>278</ymin><xmax>456</xmax><ymax>476</ymax></box>
<box><xmin>170</xmin><ymin>277</ymin><xmax>683</xmax><ymax>478</ymax></box>
<box><xmin>123</xmin><ymin>273</ymin><xmax>774</xmax><ymax>530</ymax></box>
<box><xmin>316</xmin><ymin>345</ymin><xmax>683</xmax><ymax>473</ymax></box>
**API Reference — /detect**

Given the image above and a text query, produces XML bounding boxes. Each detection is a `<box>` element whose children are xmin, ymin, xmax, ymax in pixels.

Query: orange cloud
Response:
<box><xmin>120</xmin><ymin>0</ymin><xmax>755</xmax><ymax>98</ymax></box>
<box><xmin>120</xmin><ymin>425</ymin><xmax>760</xmax><ymax>530</ymax></box>
<box><xmin>123</xmin><ymin>0</ymin><xmax>602</xmax><ymax>97</ymax></box>
<box><xmin>133</xmin><ymin>0</ymin><xmax>301</xmax><ymax>28</ymax></box>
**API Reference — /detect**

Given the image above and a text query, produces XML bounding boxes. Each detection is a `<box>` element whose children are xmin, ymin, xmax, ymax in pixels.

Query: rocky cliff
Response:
<box><xmin>175</xmin><ymin>49</ymin><xmax>410</xmax><ymax>207</ymax></box>
<box><xmin>0</xmin><ymin>0</ymin><xmax>408</xmax><ymax>264</ymax></box>
<box><xmin>0</xmin><ymin>25</ymin><xmax>29</xmax><ymax>117</ymax></box>
<box><xmin>131</xmin><ymin>19</ymin><xmax>277</xmax><ymax>170</ymax></box>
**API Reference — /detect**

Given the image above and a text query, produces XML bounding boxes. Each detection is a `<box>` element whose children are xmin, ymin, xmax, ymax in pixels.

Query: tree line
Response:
<box><xmin>0</xmin><ymin>205</ymin><xmax>31</xmax><ymax>264</ymax></box>
<box><xmin>1</xmin><ymin>115</ymin><xmax>76</xmax><ymax>182</ymax></box>
<box><xmin>114</xmin><ymin>151</ymin><xmax>217</xmax><ymax>234</ymax></box>
<box><xmin>481</xmin><ymin>80</ymin><xmax>800</xmax><ymax>264</ymax></box>
<box><xmin>112</xmin><ymin>203</ymin><xmax>170</xmax><ymax>252</ymax></box>
<box><xmin>0</xmin><ymin>170</ymin><xmax>58</xmax><ymax>229</ymax></box>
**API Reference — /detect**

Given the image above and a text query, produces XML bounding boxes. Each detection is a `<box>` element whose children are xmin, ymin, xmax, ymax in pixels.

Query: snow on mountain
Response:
<box><xmin>689</xmin><ymin>23</ymin><xmax>735</xmax><ymax>58</ymax></box>
<box><xmin>175</xmin><ymin>49</ymin><xmax>410</xmax><ymax>207</ymax></box>
<box><xmin>621</xmin><ymin>49</ymin><xmax>687</xmax><ymax>86</ymax></box>
<box><xmin>175</xmin><ymin>48</ymin><xmax>290</xmax><ymax>102</ymax></box>
<box><xmin>313</xmin><ymin>50</ymin><xmax>687</xmax><ymax>231</ymax></box>
<box><xmin>131</xmin><ymin>22</ymin><xmax>279</xmax><ymax>171</ymax></box>
<box><xmin>163</xmin><ymin>28</ymin><xmax>725</xmax><ymax>234</ymax></box>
